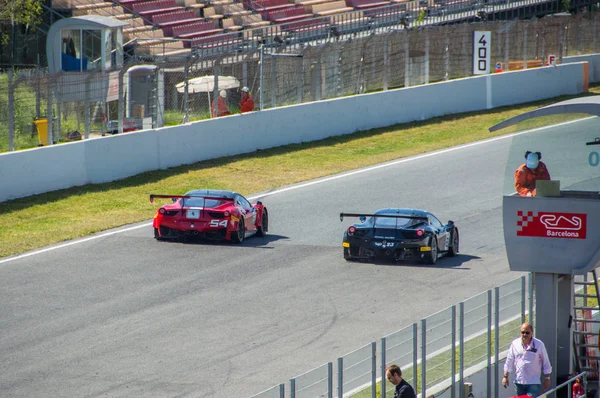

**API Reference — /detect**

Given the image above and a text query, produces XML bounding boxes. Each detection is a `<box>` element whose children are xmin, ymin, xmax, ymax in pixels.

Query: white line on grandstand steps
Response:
<box><xmin>1</xmin><ymin>116</ymin><xmax>592</xmax><ymax>265</ymax></box>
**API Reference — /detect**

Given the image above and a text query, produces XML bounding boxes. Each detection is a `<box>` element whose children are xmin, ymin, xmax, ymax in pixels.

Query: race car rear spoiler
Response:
<box><xmin>339</xmin><ymin>212</ymin><xmax>429</xmax><ymax>222</ymax></box>
<box><xmin>149</xmin><ymin>194</ymin><xmax>232</xmax><ymax>203</ymax></box>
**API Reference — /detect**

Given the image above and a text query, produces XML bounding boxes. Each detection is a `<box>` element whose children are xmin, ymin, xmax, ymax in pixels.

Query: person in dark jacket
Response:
<box><xmin>386</xmin><ymin>364</ymin><xmax>416</xmax><ymax>398</ymax></box>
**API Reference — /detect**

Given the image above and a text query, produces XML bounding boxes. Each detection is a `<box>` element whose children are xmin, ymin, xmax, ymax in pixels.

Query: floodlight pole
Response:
<box><xmin>259</xmin><ymin>44</ymin><xmax>303</xmax><ymax>111</ymax></box>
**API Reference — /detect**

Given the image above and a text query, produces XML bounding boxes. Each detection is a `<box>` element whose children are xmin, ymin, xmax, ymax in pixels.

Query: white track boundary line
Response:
<box><xmin>1</xmin><ymin>116</ymin><xmax>592</xmax><ymax>265</ymax></box>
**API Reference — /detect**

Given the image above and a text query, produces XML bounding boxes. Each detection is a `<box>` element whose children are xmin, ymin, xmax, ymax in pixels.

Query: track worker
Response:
<box><xmin>240</xmin><ymin>86</ymin><xmax>255</xmax><ymax>113</ymax></box>
<box><xmin>211</xmin><ymin>90</ymin><xmax>231</xmax><ymax>118</ymax></box>
<box><xmin>514</xmin><ymin>151</ymin><xmax>551</xmax><ymax>196</ymax></box>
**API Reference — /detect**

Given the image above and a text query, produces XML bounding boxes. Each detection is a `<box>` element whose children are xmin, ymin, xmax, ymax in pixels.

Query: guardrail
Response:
<box><xmin>251</xmin><ymin>275</ymin><xmax>531</xmax><ymax>398</ymax></box>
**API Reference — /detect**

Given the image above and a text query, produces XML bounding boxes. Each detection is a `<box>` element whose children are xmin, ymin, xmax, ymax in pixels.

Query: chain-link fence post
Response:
<box><xmin>297</xmin><ymin>47</ymin><xmax>306</xmax><ymax>104</ymax></box>
<box><xmin>443</xmin><ymin>35</ymin><xmax>450</xmax><ymax>81</ymax></box>
<box><xmin>8</xmin><ymin>70</ymin><xmax>15</xmax><ymax>151</ymax></box>
<box><xmin>213</xmin><ymin>57</ymin><xmax>222</xmax><ymax>117</ymax></box>
<box><xmin>594</xmin><ymin>15</ymin><xmax>598</xmax><ymax>53</ymax></box>
<box><xmin>47</xmin><ymin>77</ymin><xmax>53</xmax><ymax>146</ymax></box>
<box><xmin>183</xmin><ymin>62</ymin><xmax>190</xmax><ymax>123</ymax></box>
<box><xmin>118</xmin><ymin>66</ymin><xmax>126</xmax><ymax>134</ymax></box>
<box><xmin>523</xmin><ymin>24</ymin><xmax>528</xmax><ymax>69</ymax></box>
<box><xmin>404</xmin><ymin>31</ymin><xmax>410</xmax><ymax>87</ymax></box>
<box><xmin>84</xmin><ymin>73</ymin><xmax>91</xmax><ymax>139</ymax></box>
<box><xmin>504</xmin><ymin>25</ymin><xmax>510</xmax><ymax>71</ymax></box>
<box><xmin>271</xmin><ymin>48</ymin><xmax>277</xmax><ymax>107</ymax></box>
<box><xmin>425</xmin><ymin>29</ymin><xmax>430</xmax><ymax>84</ymax></box>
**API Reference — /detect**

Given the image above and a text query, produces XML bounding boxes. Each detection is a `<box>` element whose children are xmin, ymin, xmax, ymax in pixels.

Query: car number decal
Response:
<box><xmin>210</xmin><ymin>220</ymin><xmax>228</xmax><ymax>227</ymax></box>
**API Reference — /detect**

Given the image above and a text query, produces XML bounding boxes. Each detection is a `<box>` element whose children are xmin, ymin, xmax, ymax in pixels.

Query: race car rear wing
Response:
<box><xmin>339</xmin><ymin>212</ymin><xmax>429</xmax><ymax>222</ymax></box>
<box><xmin>149</xmin><ymin>194</ymin><xmax>233</xmax><ymax>203</ymax></box>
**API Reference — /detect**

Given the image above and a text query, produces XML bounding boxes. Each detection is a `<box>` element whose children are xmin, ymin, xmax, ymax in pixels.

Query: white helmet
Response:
<box><xmin>241</xmin><ymin>86</ymin><xmax>250</xmax><ymax>93</ymax></box>
<box><xmin>219</xmin><ymin>90</ymin><xmax>227</xmax><ymax>98</ymax></box>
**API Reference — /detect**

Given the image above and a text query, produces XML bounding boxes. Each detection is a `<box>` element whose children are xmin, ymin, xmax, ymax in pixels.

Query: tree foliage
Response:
<box><xmin>0</xmin><ymin>0</ymin><xmax>43</xmax><ymax>46</ymax></box>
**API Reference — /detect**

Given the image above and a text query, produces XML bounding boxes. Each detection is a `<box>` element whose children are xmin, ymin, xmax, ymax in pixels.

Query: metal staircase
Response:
<box><xmin>573</xmin><ymin>270</ymin><xmax>600</xmax><ymax>391</ymax></box>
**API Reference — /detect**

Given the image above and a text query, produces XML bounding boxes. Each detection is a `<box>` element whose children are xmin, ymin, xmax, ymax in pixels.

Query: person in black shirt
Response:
<box><xmin>386</xmin><ymin>364</ymin><xmax>416</xmax><ymax>398</ymax></box>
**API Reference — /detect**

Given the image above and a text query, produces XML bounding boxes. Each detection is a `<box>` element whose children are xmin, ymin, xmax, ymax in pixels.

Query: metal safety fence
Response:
<box><xmin>1</xmin><ymin>10</ymin><xmax>600</xmax><ymax>152</ymax></box>
<box><xmin>251</xmin><ymin>275</ymin><xmax>533</xmax><ymax>398</ymax></box>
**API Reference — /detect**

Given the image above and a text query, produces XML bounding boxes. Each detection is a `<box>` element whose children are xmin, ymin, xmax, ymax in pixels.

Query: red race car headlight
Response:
<box><xmin>348</xmin><ymin>226</ymin><xmax>357</xmax><ymax>235</ymax></box>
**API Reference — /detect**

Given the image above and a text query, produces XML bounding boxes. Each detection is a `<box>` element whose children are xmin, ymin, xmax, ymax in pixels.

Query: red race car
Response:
<box><xmin>150</xmin><ymin>189</ymin><xmax>268</xmax><ymax>243</ymax></box>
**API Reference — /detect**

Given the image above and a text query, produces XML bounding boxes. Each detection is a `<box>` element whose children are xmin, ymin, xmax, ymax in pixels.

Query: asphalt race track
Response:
<box><xmin>5</xmin><ymin>119</ymin><xmax>590</xmax><ymax>398</ymax></box>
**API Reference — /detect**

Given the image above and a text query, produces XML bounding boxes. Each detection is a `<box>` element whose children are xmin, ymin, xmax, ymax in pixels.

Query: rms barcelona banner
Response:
<box><xmin>516</xmin><ymin>211</ymin><xmax>587</xmax><ymax>239</ymax></box>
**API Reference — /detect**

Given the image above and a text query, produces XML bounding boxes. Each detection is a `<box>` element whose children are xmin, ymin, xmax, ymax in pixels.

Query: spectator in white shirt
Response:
<box><xmin>502</xmin><ymin>322</ymin><xmax>552</xmax><ymax>397</ymax></box>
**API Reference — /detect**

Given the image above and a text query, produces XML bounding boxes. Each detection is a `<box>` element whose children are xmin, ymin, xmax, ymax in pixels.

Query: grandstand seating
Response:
<box><xmin>187</xmin><ymin>32</ymin><xmax>243</xmax><ymax>49</ymax></box>
<box><xmin>131</xmin><ymin>0</ymin><xmax>183</xmax><ymax>17</ymax></box>
<box><xmin>264</xmin><ymin>7</ymin><xmax>314</xmax><ymax>22</ymax></box>
<box><xmin>152</xmin><ymin>10</ymin><xmax>204</xmax><ymax>35</ymax></box>
<box><xmin>216</xmin><ymin>2</ymin><xmax>253</xmax><ymax>17</ymax></box>
<box><xmin>280</xmin><ymin>17</ymin><xmax>330</xmax><ymax>33</ymax></box>
<box><xmin>248</xmin><ymin>0</ymin><xmax>296</xmax><ymax>13</ymax></box>
<box><xmin>183</xmin><ymin>0</ymin><xmax>206</xmax><ymax>10</ymax></box>
<box><xmin>234</xmin><ymin>13</ymin><xmax>272</xmax><ymax>28</ymax></box>
<box><xmin>222</xmin><ymin>17</ymin><xmax>244</xmax><ymax>31</ymax></box>
<box><xmin>363</xmin><ymin>2</ymin><xmax>406</xmax><ymax>17</ymax></box>
<box><xmin>172</xmin><ymin>21</ymin><xmax>224</xmax><ymax>39</ymax></box>
<box><xmin>63</xmin><ymin>0</ymin><xmax>403</xmax><ymax>58</ymax></box>
<box><xmin>203</xmin><ymin>6</ymin><xmax>225</xmax><ymax>20</ymax></box>
<box><xmin>308</xmin><ymin>0</ymin><xmax>354</xmax><ymax>15</ymax></box>
<box><xmin>117</xmin><ymin>0</ymin><xmax>151</xmax><ymax>6</ymax></box>
<box><xmin>345</xmin><ymin>0</ymin><xmax>390</xmax><ymax>9</ymax></box>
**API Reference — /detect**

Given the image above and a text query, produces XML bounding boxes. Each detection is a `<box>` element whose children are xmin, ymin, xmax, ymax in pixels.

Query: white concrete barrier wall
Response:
<box><xmin>563</xmin><ymin>54</ymin><xmax>600</xmax><ymax>83</ymax></box>
<box><xmin>0</xmin><ymin>61</ymin><xmax>588</xmax><ymax>202</ymax></box>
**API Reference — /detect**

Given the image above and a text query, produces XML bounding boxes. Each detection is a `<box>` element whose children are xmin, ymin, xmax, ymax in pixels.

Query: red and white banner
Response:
<box><xmin>516</xmin><ymin>211</ymin><xmax>587</xmax><ymax>239</ymax></box>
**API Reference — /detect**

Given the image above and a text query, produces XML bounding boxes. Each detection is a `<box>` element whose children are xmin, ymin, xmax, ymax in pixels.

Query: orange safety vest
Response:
<box><xmin>211</xmin><ymin>97</ymin><xmax>230</xmax><ymax>118</ymax></box>
<box><xmin>514</xmin><ymin>161</ymin><xmax>551</xmax><ymax>196</ymax></box>
<box><xmin>240</xmin><ymin>95</ymin><xmax>255</xmax><ymax>113</ymax></box>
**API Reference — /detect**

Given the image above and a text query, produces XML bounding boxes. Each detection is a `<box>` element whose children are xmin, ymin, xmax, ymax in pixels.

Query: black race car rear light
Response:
<box><xmin>416</xmin><ymin>229</ymin><xmax>425</xmax><ymax>237</ymax></box>
<box><xmin>224</xmin><ymin>211</ymin><xmax>230</xmax><ymax>217</ymax></box>
<box><xmin>159</xmin><ymin>208</ymin><xmax>165</xmax><ymax>214</ymax></box>
<box><xmin>348</xmin><ymin>226</ymin><xmax>357</xmax><ymax>235</ymax></box>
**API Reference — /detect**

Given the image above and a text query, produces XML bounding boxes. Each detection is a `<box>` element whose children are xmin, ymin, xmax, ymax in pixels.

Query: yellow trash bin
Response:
<box><xmin>34</xmin><ymin>118</ymin><xmax>49</xmax><ymax>146</ymax></box>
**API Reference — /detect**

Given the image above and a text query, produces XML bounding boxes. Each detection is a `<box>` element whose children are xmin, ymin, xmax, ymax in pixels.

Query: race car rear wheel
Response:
<box><xmin>448</xmin><ymin>228</ymin><xmax>459</xmax><ymax>257</ymax></box>
<box><xmin>257</xmin><ymin>209</ymin><xmax>268</xmax><ymax>237</ymax></box>
<box><xmin>426</xmin><ymin>237</ymin><xmax>438</xmax><ymax>265</ymax></box>
<box><xmin>232</xmin><ymin>218</ymin><xmax>245</xmax><ymax>243</ymax></box>
<box><xmin>154</xmin><ymin>228</ymin><xmax>164</xmax><ymax>241</ymax></box>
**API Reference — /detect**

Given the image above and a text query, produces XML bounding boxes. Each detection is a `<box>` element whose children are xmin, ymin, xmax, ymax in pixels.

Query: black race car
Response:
<box><xmin>340</xmin><ymin>208</ymin><xmax>459</xmax><ymax>264</ymax></box>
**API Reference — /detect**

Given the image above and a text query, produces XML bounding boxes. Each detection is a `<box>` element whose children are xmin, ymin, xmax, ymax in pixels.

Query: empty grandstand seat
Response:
<box><xmin>309</xmin><ymin>0</ymin><xmax>354</xmax><ymax>15</ymax></box>
<box><xmin>188</xmin><ymin>32</ymin><xmax>243</xmax><ymax>49</ymax></box>
<box><xmin>117</xmin><ymin>0</ymin><xmax>148</xmax><ymax>6</ymax></box>
<box><xmin>184</xmin><ymin>0</ymin><xmax>207</xmax><ymax>9</ymax></box>
<box><xmin>265</xmin><ymin>7</ymin><xmax>313</xmax><ymax>22</ymax></box>
<box><xmin>203</xmin><ymin>6</ymin><xmax>225</xmax><ymax>20</ymax></box>
<box><xmin>153</xmin><ymin>10</ymin><xmax>204</xmax><ymax>34</ymax></box>
<box><xmin>235</xmin><ymin>13</ymin><xmax>272</xmax><ymax>28</ymax></box>
<box><xmin>172</xmin><ymin>21</ymin><xmax>224</xmax><ymax>38</ymax></box>
<box><xmin>222</xmin><ymin>17</ymin><xmax>243</xmax><ymax>31</ymax></box>
<box><xmin>346</xmin><ymin>0</ymin><xmax>390</xmax><ymax>9</ymax></box>
<box><xmin>218</xmin><ymin>2</ymin><xmax>252</xmax><ymax>16</ymax></box>
<box><xmin>363</xmin><ymin>2</ymin><xmax>405</xmax><ymax>17</ymax></box>
<box><xmin>280</xmin><ymin>17</ymin><xmax>330</xmax><ymax>32</ymax></box>
<box><xmin>131</xmin><ymin>0</ymin><xmax>183</xmax><ymax>17</ymax></box>
<box><xmin>248</xmin><ymin>0</ymin><xmax>294</xmax><ymax>12</ymax></box>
